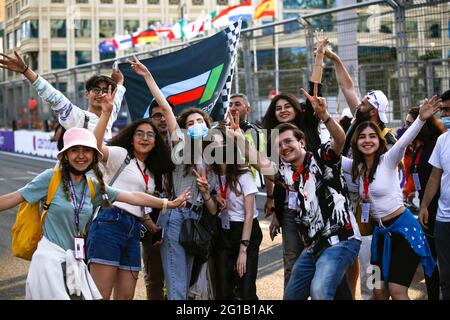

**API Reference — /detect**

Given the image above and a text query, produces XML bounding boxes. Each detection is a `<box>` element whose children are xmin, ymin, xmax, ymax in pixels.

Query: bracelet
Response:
<box><xmin>141</xmin><ymin>216</ymin><xmax>151</xmax><ymax>222</ymax></box>
<box><xmin>323</xmin><ymin>115</ymin><xmax>331</xmax><ymax>124</ymax></box>
<box><xmin>22</xmin><ymin>65</ymin><xmax>29</xmax><ymax>74</ymax></box>
<box><xmin>203</xmin><ymin>195</ymin><xmax>211</xmax><ymax>202</ymax></box>
<box><xmin>267</xmin><ymin>194</ymin><xmax>274</xmax><ymax>199</ymax></box>
<box><xmin>161</xmin><ymin>198</ymin><xmax>168</xmax><ymax>214</ymax></box>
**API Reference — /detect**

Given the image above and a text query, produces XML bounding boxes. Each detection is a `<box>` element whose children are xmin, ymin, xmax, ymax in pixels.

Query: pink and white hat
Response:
<box><xmin>57</xmin><ymin>127</ymin><xmax>103</xmax><ymax>160</ymax></box>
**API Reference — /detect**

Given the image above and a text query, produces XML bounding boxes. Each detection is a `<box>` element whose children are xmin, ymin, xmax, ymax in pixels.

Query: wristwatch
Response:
<box><xmin>240</xmin><ymin>240</ymin><xmax>250</xmax><ymax>247</ymax></box>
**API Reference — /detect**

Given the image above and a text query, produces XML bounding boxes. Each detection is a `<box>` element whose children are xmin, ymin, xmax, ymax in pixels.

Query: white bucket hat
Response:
<box><xmin>57</xmin><ymin>127</ymin><xmax>103</xmax><ymax>160</ymax></box>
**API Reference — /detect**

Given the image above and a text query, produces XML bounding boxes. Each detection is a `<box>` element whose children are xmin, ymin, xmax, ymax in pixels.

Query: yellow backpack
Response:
<box><xmin>11</xmin><ymin>170</ymin><xmax>95</xmax><ymax>260</ymax></box>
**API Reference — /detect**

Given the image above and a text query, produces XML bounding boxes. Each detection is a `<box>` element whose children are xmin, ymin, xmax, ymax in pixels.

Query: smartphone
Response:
<box><xmin>270</xmin><ymin>227</ymin><xmax>278</xmax><ymax>241</ymax></box>
<box><xmin>151</xmin><ymin>227</ymin><xmax>163</xmax><ymax>245</ymax></box>
<box><xmin>112</xmin><ymin>60</ymin><xmax>119</xmax><ymax>71</ymax></box>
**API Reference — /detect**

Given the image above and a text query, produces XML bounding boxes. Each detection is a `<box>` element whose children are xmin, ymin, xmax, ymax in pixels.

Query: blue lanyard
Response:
<box><xmin>68</xmin><ymin>176</ymin><xmax>88</xmax><ymax>235</ymax></box>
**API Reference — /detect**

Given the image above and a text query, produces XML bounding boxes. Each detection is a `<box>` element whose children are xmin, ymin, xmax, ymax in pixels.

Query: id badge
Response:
<box><xmin>412</xmin><ymin>173</ymin><xmax>421</xmax><ymax>191</ymax></box>
<box><xmin>288</xmin><ymin>192</ymin><xmax>298</xmax><ymax>210</ymax></box>
<box><xmin>361</xmin><ymin>202</ymin><xmax>370</xmax><ymax>224</ymax></box>
<box><xmin>144</xmin><ymin>207</ymin><xmax>153</xmax><ymax>215</ymax></box>
<box><xmin>220</xmin><ymin>211</ymin><xmax>230</xmax><ymax>230</ymax></box>
<box><xmin>74</xmin><ymin>236</ymin><xmax>85</xmax><ymax>260</ymax></box>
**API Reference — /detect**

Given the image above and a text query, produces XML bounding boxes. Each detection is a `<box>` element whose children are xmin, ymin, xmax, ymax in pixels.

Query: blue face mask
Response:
<box><xmin>441</xmin><ymin>117</ymin><xmax>450</xmax><ymax>130</ymax></box>
<box><xmin>187</xmin><ymin>122</ymin><xmax>208</xmax><ymax>140</ymax></box>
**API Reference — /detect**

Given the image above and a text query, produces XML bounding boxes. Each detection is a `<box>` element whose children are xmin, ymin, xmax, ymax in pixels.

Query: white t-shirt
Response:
<box><xmin>102</xmin><ymin>146</ymin><xmax>155</xmax><ymax>217</ymax></box>
<box><xmin>342</xmin><ymin>117</ymin><xmax>425</xmax><ymax>220</ymax></box>
<box><xmin>428</xmin><ymin>131</ymin><xmax>450</xmax><ymax>222</ymax></box>
<box><xmin>216</xmin><ymin>172</ymin><xmax>259</xmax><ymax>222</ymax></box>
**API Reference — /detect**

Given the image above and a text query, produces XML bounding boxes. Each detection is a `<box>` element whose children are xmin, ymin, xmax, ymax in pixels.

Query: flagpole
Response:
<box><xmin>274</xmin><ymin>0</ymin><xmax>279</xmax><ymax>94</ymax></box>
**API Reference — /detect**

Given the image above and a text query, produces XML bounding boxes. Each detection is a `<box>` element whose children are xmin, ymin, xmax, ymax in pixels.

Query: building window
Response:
<box><xmin>51</xmin><ymin>19</ymin><xmax>67</xmax><ymax>38</ymax></box>
<box><xmin>283</xmin><ymin>0</ymin><xmax>305</xmax><ymax>8</ymax></box>
<box><xmin>125</xmin><ymin>0</ymin><xmax>137</xmax><ymax>3</ymax></box>
<box><xmin>7</xmin><ymin>5</ymin><xmax>13</xmax><ymax>19</ymax></box>
<box><xmin>124</xmin><ymin>20</ymin><xmax>139</xmax><ymax>33</ymax></box>
<box><xmin>100</xmin><ymin>0</ymin><xmax>113</xmax><ymax>3</ymax></box>
<box><xmin>148</xmin><ymin>0</ymin><xmax>159</xmax><ymax>4</ymax></box>
<box><xmin>51</xmin><ymin>51</ymin><xmax>67</xmax><ymax>69</ymax></box>
<box><xmin>427</xmin><ymin>22</ymin><xmax>441</xmax><ymax>38</ymax></box>
<box><xmin>21</xmin><ymin>0</ymin><xmax>29</xmax><ymax>7</ymax></box>
<box><xmin>192</xmin><ymin>0</ymin><xmax>204</xmax><ymax>5</ymax></box>
<box><xmin>99</xmin><ymin>19</ymin><xmax>116</xmax><ymax>38</ymax></box>
<box><xmin>76</xmin><ymin>0</ymin><xmax>88</xmax><ymax>3</ymax></box>
<box><xmin>357</xmin><ymin>15</ymin><xmax>370</xmax><ymax>33</ymax></box>
<box><xmin>217</xmin><ymin>0</ymin><xmax>228</xmax><ymax>5</ymax></box>
<box><xmin>21</xmin><ymin>20</ymin><xmax>39</xmax><ymax>39</ymax></box>
<box><xmin>15</xmin><ymin>29</ymin><xmax>22</xmax><ymax>47</ymax></box>
<box><xmin>169</xmin><ymin>0</ymin><xmax>180</xmax><ymax>5</ymax></box>
<box><xmin>51</xmin><ymin>0</ymin><xmax>64</xmax><ymax>2</ymax></box>
<box><xmin>147</xmin><ymin>20</ymin><xmax>161</xmax><ymax>28</ymax></box>
<box><xmin>7</xmin><ymin>33</ymin><xmax>14</xmax><ymax>50</ymax></box>
<box><xmin>75</xmin><ymin>51</ymin><xmax>92</xmax><ymax>65</ymax></box>
<box><xmin>74</xmin><ymin>19</ymin><xmax>91</xmax><ymax>38</ymax></box>
<box><xmin>283</xmin><ymin>13</ymin><xmax>300</xmax><ymax>34</ymax></box>
<box><xmin>26</xmin><ymin>52</ymin><xmax>39</xmax><ymax>71</ymax></box>
<box><xmin>15</xmin><ymin>1</ymin><xmax>21</xmax><ymax>13</ymax></box>
<box><xmin>379</xmin><ymin>20</ymin><xmax>393</xmax><ymax>34</ymax></box>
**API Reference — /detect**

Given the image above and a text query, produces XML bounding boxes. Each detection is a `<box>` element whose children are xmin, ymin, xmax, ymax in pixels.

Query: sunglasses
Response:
<box><xmin>134</xmin><ymin>130</ymin><xmax>156</xmax><ymax>139</ymax></box>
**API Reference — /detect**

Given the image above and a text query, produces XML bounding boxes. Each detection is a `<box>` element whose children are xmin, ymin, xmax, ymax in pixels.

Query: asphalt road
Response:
<box><xmin>0</xmin><ymin>151</ymin><xmax>427</xmax><ymax>300</ymax></box>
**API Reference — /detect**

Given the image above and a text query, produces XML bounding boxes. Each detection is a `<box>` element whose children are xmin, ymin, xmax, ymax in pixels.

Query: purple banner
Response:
<box><xmin>0</xmin><ymin>131</ymin><xmax>15</xmax><ymax>152</ymax></box>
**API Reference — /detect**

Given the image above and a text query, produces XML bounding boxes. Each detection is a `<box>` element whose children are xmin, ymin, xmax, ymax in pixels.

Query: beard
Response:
<box><xmin>355</xmin><ymin>108</ymin><xmax>371</xmax><ymax>122</ymax></box>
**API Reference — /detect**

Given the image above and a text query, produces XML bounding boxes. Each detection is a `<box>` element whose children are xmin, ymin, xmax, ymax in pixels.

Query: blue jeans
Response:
<box><xmin>158</xmin><ymin>207</ymin><xmax>198</xmax><ymax>300</ymax></box>
<box><xmin>87</xmin><ymin>206</ymin><xmax>141</xmax><ymax>271</ymax></box>
<box><xmin>284</xmin><ymin>238</ymin><xmax>361</xmax><ymax>300</ymax></box>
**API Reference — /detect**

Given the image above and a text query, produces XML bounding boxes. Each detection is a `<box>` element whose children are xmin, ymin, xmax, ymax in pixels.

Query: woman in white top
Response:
<box><xmin>201</xmin><ymin>126</ymin><xmax>262</xmax><ymax>299</ymax></box>
<box><xmin>88</xmin><ymin>85</ymin><xmax>188</xmax><ymax>300</ymax></box>
<box><xmin>341</xmin><ymin>96</ymin><xmax>441</xmax><ymax>299</ymax></box>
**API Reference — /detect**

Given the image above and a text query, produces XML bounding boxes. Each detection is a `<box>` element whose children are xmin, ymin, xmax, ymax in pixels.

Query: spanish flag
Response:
<box><xmin>253</xmin><ymin>0</ymin><xmax>275</xmax><ymax>20</ymax></box>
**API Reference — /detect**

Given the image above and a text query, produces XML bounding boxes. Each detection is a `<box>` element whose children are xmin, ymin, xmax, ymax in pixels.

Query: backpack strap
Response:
<box><xmin>83</xmin><ymin>114</ymin><xmax>90</xmax><ymax>129</ymax></box>
<box><xmin>40</xmin><ymin>169</ymin><xmax>63</xmax><ymax>225</ymax></box>
<box><xmin>87</xmin><ymin>177</ymin><xmax>95</xmax><ymax>201</ymax></box>
<box><xmin>108</xmin><ymin>154</ymin><xmax>131</xmax><ymax>186</ymax></box>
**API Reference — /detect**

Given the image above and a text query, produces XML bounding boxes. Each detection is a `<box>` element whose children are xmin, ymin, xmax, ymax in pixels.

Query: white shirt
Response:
<box><xmin>26</xmin><ymin>237</ymin><xmax>101</xmax><ymax>300</ymax></box>
<box><xmin>216</xmin><ymin>172</ymin><xmax>259</xmax><ymax>222</ymax></box>
<box><xmin>102</xmin><ymin>146</ymin><xmax>155</xmax><ymax>217</ymax></box>
<box><xmin>428</xmin><ymin>131</ymin><xmax>450</xmax><ymax>222</ymax></box>
<box><xmin>342</xmin><ymin>117</ymin><xmax>425</xmax><ymax>220</ymax></box>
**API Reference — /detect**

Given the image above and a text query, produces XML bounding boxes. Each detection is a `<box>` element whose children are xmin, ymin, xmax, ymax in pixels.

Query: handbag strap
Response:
<box><xmin>109</xmin><ymin>154</ymin><xmax>131</xmax><ymax>186</ymax></box>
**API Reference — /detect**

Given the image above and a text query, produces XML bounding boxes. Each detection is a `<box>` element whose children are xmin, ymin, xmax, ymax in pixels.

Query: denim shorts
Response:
<box><xmin>87</xmin><ymin>206</ymin><xmax>141</xmax><ymax>272</ymax></box>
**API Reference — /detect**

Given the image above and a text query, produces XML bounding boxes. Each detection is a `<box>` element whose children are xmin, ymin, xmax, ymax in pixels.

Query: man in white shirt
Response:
<box><xmin>419</xmin><ymin>130</ymin><xmax>450</xmax><ymax>300</ymax></box>
<box><xmin>0</xmin><ymin>50</ymin><xmax>125</xmax><ymax>140</ymax></box>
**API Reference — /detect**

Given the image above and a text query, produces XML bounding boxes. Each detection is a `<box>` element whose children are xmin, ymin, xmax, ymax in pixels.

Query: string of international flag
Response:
<box><xmin>99</xmin><ymin>0</ymin><xmax>274</xmax><ymax>53</ymax></box>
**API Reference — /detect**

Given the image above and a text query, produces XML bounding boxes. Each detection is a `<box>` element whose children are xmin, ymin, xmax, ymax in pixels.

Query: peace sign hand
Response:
<box><xmin>99</xmin><ymin>85</ymin><xmax>117</xmax><ymax>114</ymax></box>
<box><xmin>128</xmin><ymin>55</ymin><xmax>150</xmax><ymax>77</ymax></box>
<box><xmin>193</xmin><ymin>168</ymin><xmax>210</xmax><ymax>194</ymax></box>
<box><xmin>170</xmin><ymin>188</ymin><xmax>191</xmax><ymax>208</ymax></box>
<box><xmin>299</xmin><ymin>82</ymin><xmax>330</xmax><ymax>122</ymax></box>
<box><xmin>226</xmin><ymin>110</ymin><xmax>244</xmax><ymax>140</ymax></box>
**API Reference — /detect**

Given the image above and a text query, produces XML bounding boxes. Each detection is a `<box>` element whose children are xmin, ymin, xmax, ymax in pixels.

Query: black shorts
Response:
<box><xmin>373</xmin><ymin>217</ymin><xmax>420</xmax><ymax>287</ymax></box>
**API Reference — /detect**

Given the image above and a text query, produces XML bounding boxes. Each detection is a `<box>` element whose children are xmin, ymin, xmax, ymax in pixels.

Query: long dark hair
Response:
<box><xmin>351</xmin><ymin>121</ymin><xmax>387</xmax><ymax>183</ymax></box>
<box><xmin>208</xmin><ymin>127</ymin><xmax>250</xmax><ymax>196</ymax></box>
<box><xmin>261</xmin><ymin>93</ymin><xmax>304</xmax><ymax>131</ymax></box>
<box><xmin>177</xmin><ymin>107</ymin><xmax>213</xmax><ymax>177</ymax></box>
<box><xmin>59</xmin><ymin>151</ymin><xmax>111</xmax><ymax>208</ymax></box>
<box><xmin>408</xmin><ymin>106</ymin><xmax>445</xmax><ymax>145</ymax></box>
<box><xmin>108</xmin><ymin>119</ymin><xmax>174</xmax><ymax>176</ymax></box>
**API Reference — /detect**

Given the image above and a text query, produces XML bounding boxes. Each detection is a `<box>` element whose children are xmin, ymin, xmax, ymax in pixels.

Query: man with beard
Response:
<box><xmin>325</xmin><ymin>48</ymin><xmax>397</xmax><ymax>299</ymax></box>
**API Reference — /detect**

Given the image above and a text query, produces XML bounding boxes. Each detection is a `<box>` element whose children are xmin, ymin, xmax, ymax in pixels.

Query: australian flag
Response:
<box><xmin>119</xmin><ymin>20</ymin><xmax>242</xmax><ymax>121</ymax></box>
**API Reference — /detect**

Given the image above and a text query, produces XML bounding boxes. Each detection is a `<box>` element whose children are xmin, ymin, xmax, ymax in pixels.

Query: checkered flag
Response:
<box><xmin>216</xmin><ymin>20</ymin><xmax>242</xmax><ymax>117</ymax></box>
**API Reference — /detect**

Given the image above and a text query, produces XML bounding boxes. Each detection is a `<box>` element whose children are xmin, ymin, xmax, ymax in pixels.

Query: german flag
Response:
<box><xmin>132</xmin><ymin>28</ymin><xmax>158</xmax><ymax>45</ymax></box>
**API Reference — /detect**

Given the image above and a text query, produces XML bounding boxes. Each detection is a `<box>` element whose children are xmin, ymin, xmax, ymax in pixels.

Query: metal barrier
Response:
<box><xmin>1</xmin><ymin>0</ymin><xmax>449</xmax><ymax>130</ymax></box>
